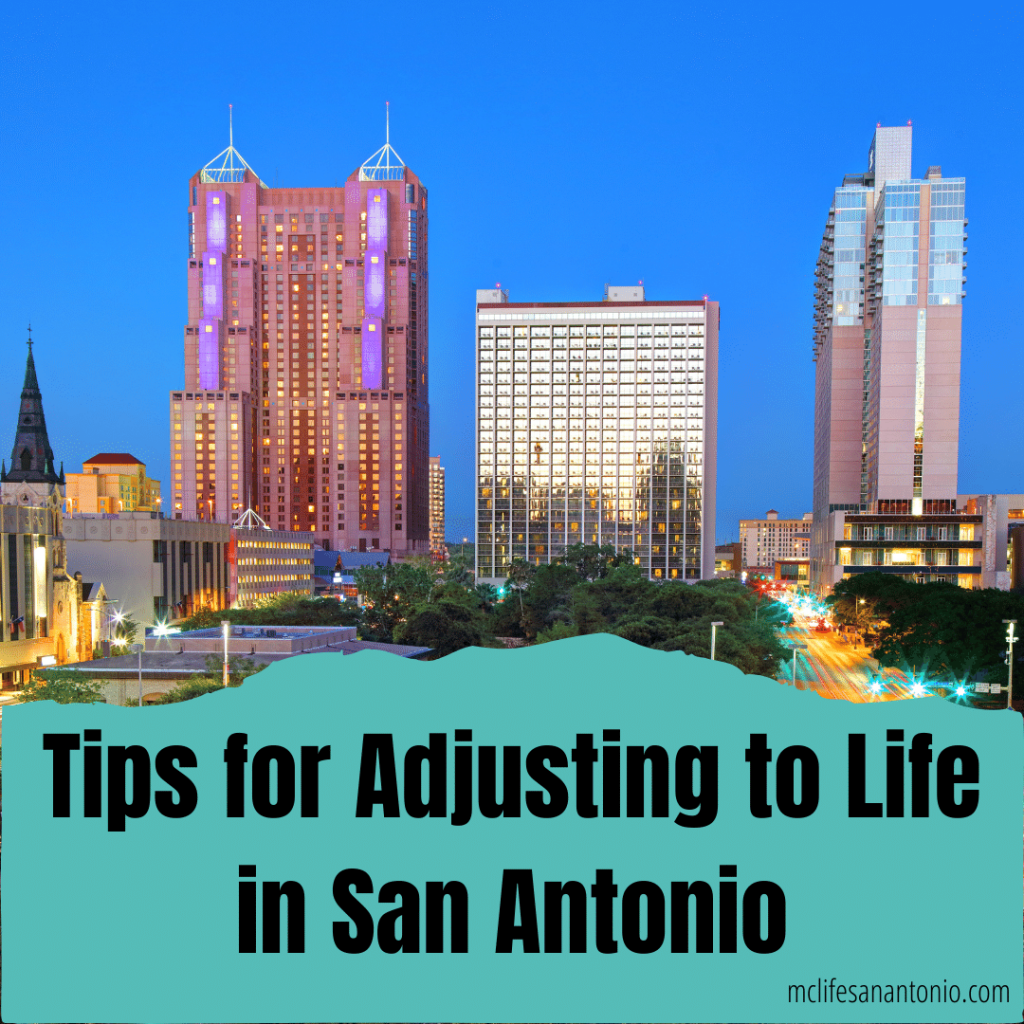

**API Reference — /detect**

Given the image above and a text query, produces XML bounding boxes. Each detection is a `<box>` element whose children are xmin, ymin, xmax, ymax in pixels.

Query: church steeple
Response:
<box><xmin>4</xmin><ymin>327</ymin><xmax>61</xmax><ymax>487</ymax></box>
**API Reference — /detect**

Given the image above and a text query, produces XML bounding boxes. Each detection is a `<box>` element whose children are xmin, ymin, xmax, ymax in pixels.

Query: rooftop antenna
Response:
<box><xmin>200</xmin><ymin>104</ymin><xmax>267</xmax><ymax>186</ymax></box>
<box><xmin>358</xmin><ymin>101</ymin><xmax>406</xmax><ymax>181</ymax></box>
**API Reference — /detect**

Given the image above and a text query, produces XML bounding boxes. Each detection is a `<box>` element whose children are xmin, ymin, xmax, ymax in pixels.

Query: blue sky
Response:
<box><xmin>2</xmin><ymin>1</ymin><xmax>1021</xmax><ymax>543</ymax></box>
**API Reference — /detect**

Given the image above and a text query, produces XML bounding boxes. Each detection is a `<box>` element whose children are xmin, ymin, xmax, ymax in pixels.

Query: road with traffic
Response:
<box><xmin>778</xmin><ymin>611</ymin><xmax>917</xmax><ymax>703</ymax></box>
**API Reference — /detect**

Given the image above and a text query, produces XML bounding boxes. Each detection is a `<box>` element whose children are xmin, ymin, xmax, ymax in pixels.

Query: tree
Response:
<box><xmin>519</xmin><ymin>562</ymin><xmax>579</xmax><ymax>640</ymax></box>
<box><xmin>474</xmin><ymin>582</ymin><xmax>500</xmax><ymax>614</ymax></box>
<box><xmin>179</xmin><ymin>595</ymin><xmax>360</xmax><ymax>632</ymax></box>
<box><xmin>504</xmin><ymin>558</ymin><xmax>536</xmax><ymax>623</ymax></box>
<box><xmin>20</xmin><ymin>669</ymin><xmax>104</xmax><ymax>704</ymax></box>
<box><xmin>394</xmin><ymin>600</ymin><xmax>495</xmax><ymax>659</ymax></box>
<box><xmin>354</xmin><ymin>561</ymin><xmax>434</xmax><ymax>642</ymax></box>
<box><xmin>872</xmin><ymin>584</ymin><xmax>1024</xmax><ymax>684</ymax></box>
<box><xmin>561</xmin><ymin>543</ymin><xmax>633</xmax><ymax>582</ymax></box>
<box><xmin>155</xmin><ymin>676</ymin><xmax>227</xmax><ymax>703</ymax></box>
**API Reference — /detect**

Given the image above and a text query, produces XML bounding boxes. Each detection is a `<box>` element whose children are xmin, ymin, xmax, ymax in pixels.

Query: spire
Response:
<box><xmin>24</xmin><ymin>324</ymin><xmax>39</xmax><ymax>390</ymax></box>
<box><xmin>358</xmin><ymin>101</ymin><xmax>407</xmax><ymax>181</ymax></box>
<box><xmin>199</xmin><ymin>104</ymin><xmax>268</xmax><ymax>187</ymax></box>
<box><xmin>5</xmin><ymin>328</ymin><xmax>61</xmax><ymax>485</ymax></box>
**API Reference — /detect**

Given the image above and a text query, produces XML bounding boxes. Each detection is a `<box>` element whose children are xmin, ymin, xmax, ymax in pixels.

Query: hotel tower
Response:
<box><xmin>475</xmin><ymin>286</ymin><xmax>719</xmax><ymax>584</ymax></box>
<box><xmin>171</xmin><ymin>112</ymin><xmax>429</xmax><ymax>554</ymax></box>
<box><xmin>811</xmin><ymin>125</ymin><xmax>975</xmax><ymax>593</ymax></box>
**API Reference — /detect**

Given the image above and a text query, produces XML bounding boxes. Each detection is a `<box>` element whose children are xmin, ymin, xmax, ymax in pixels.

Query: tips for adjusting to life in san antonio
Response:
<box><xmin>40</xmin><ymin>728</ymin><xmax>981</xmax><ymax>956</ymax></box>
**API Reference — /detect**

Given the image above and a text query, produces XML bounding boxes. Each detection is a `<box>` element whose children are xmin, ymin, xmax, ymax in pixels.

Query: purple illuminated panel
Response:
<box><xmin>365</xmin><ymin>253</ymin><xmax>387</xmax><ymax>318</ymax></box>
<box><xmin>201</xmin><ymin>251</ymin><xmax>223</xmax><ymax>318</ymax></box>
<box><xmin>206</xmin><ymin>191</ymin><xmax>227</xmax><ymax>252</ymax></box>
<box><xmin>366</xmin><ymin>189</ymin><xmax>388</xmax><ymax>249</ymax></box>
<box><xmin>198</xmin><ymin>318</ymin><xmax>220</xmax><ymax>390</ymax></box>
<box><xmin>361</xmin><ymin>317</ymin><xmax>383</xmax><ymax>390</ymax></box>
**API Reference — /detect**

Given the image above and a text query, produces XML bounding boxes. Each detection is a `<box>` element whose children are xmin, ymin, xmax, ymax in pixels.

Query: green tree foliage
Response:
<box><xmin>179</xmin><ymin>594</ymin><xmax>360</xmax><ymax>632</ymax></box>
<box><xmin>155</xmin><ymin>676</ymin><xmax>228</xmax><ymax>703</ymax></box>
<box><xmin>20</xmin><ymin>669</ymin><xmax>104</xmax><ymax>704</ymax></box>
<box><xmin>522</xmin><ymin>566</ymin><xmax>789</xmax><ymax>675</ymax></box>
<box><xmin>561</xmin><ymin>543</ymin><xmax>634</xmax><ymax>582</ymax></box>
<box><xmin>354</xmin><ymin>562</ymin><xmax>435</xmax><ymax>642</ymax></box>
<box><xmin>394</xmin><ymin>600</ymin><xmax>496</xmax><ymax>659</ymax></box>
<box><xmin>870</xmin><ymin>581</ymin><xmax>1024</xmax><ymax>683</ymax></box>
<box><xmin>826</xmin><ymin>573</ymin><xmax>916</xmax><ymax>628</ymax></box>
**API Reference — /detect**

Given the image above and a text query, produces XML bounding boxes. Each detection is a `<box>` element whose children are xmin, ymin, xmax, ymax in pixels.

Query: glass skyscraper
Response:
<box><xmin>811</xmin><ymin>125</ymin><xmax>976</xmax><ymax>593</ymax></box>
<box><xmin>475</xmin><ymin>287</ymin><xmax>719</xmax><ymax>584</ymax></box>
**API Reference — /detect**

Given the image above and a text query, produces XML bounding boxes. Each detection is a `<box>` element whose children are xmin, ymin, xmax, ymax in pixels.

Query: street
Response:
<box><xmin>778</xmin><ymin>612</ymin><xmax>918</xmax><ymax>703</ymax></box>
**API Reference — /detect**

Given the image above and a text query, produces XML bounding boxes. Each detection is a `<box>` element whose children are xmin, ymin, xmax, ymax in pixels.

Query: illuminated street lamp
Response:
<box><xmin>221</xmin><ymin>619</ymin><xmax>231</xmax><ymax>687</ymax></box>
<box><xmin>710</xmin><ymin>621</ymin><xmax>724</xmax><ymax>661</ymax></box>
<box><xmin>1003</xmin><ymin>619</ymin><xmax>1017</xmax><ymax>708</ymax></box>
<box><xmin>130</xmin><ymin>643</ymin><xmax>144</xmax><ymax>706</ymax></box>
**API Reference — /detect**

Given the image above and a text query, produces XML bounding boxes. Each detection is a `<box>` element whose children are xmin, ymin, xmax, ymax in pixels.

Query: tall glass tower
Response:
<box><xmin>811</xmin><ymin>125</ymin><xmax>973</xmax><ymax>593</ymax></box>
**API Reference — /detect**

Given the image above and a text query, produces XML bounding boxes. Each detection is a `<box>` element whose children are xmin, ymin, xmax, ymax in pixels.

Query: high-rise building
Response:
<box><xmin>428</xmin><ymin>456</ymin><xmax>445</xmax><ymax>560</ymax></box>
<box><xmin>475</xmin><ymin>285</ymin><xmax>719</xmax><ymax>584</ymax></box>
<box><xmin>811</xmin><ymin>125</ymin><xmax>975</xmax><ymax>593</ymax></box>
<box><xmin>172</xmin><ymin>113</ymin><xmax>429</xmax><ymax>556</ymax></box>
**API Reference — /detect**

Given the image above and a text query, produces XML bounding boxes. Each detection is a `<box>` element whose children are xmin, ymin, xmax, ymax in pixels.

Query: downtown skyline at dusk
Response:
<box><xmin>2</xmin><ymin>0</ymin><xmax>1021</xmax><ymax>545</ymax></box>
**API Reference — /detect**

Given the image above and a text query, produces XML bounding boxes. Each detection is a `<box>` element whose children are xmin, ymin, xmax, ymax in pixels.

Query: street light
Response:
<box><xmin>789</xmin><ymin>641</ymin><xmax>807</xmax><ymax>687</ymax></box>
<box><xmin>130</xmin><ymin>643</ymin><xmax>144</xmax><ymax>706</ymax></box>
<box><xmin>1003</xmin><ymin>619</ymin><xmax>1017</xmax><ymax>709</ymax></box>
<box><xmin>222</xmin><ymin>619</ymin><xmax>231</xmax><ymax>687</ymax></box>
<box><xmin>710</xmin><ymin>621</ymin><xmax>724</xmax><ymax>661</ymax></box>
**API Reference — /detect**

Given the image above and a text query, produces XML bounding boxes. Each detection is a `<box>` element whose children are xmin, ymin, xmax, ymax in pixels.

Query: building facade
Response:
<box><xmin>811</xmin><ymin>126</ymin><xmax>971</xmax><ymax>593</ymax></box>
<box><xmin>1</xmin><ymin>337</ymin><xmax>102</xmax><ymax>683</ymax></box>
<box><xmin>65</xmin><ymin>454</ymin><xmax>161</xmax><ymax>514</ymax></box>
<box><xmin>64</xmin><ymin>511</ymin><xmax>314</xmax><ymax>626</ymax></box>
<box><xmin>956</xmin><ymin>493</ymin><xmax>1024</xmax><ymax>590</ymax></box>
<box><xmin>429</xmin><ymin>455</ymin><xmax>445</xmax><ymax>560</ymax></box>
<box><xmin>739</xmin><ymin>510</ymin><xmax>812</xmax><ymax>571</ymax></box>
<box><xmin>172</xmin><ymin>124</ymin><xmax>429</xmax><ymax>557</ymax></box>
<box><xmin>230</xmin><ymin>515</ymin><xmax>315</xmax><ymax>608</ymax></box>
<box><xmin>475</xmin><ymin>286</ymin><xmax>719</xmax><ymax>584</ymax></box>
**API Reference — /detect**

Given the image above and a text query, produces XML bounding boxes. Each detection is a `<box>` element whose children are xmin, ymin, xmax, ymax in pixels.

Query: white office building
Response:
<box><xmin>475</xmin><ymin>286</ymin><xmax>719</xmax><ymax>584</ymax></box>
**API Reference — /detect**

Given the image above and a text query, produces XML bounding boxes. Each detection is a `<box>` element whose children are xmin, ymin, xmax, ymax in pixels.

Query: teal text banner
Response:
<box><xmin>3</xmin><ymin>634</ymin><xmax>1021</xmax><ymax>1023</ymax></box>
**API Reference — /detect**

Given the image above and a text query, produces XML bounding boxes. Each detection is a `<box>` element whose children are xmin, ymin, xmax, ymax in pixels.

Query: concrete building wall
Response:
<box><xmin>0</xmin><ymin>502</ymin><xmax>56</xmax><ymax>684</ymax></box>
<box><xmin>64</xmin><ymin>513</ymin><xmax>231</xmax><ymax>628</ymax></box>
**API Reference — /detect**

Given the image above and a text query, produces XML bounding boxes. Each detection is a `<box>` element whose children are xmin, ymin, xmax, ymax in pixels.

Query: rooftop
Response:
<box><xmin>82</xmin><ymin>453</ymin><xmax>144</xmax><ymax>466</ymax></box>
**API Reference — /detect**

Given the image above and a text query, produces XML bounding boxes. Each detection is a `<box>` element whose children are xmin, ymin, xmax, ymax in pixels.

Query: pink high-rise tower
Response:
<box><xmin>171</xmin><ymin>110</ymin><xmax>429</xmax><ymax>555</ymax></box>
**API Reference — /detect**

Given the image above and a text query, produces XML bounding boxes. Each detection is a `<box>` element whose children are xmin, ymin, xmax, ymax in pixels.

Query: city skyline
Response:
<box><xmin>3</xmin><ymin>1</ymin><xmax>1021</xmax><ymax>545</ymax></box>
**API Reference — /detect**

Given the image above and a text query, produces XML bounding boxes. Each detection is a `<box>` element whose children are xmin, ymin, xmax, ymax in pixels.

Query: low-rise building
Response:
<box><xmin>64</xmin><ymin>510</ymin><xmax>315</xmax><ymax>627</ymax></box>
<box><xmin>714</xmin><ymin>542</ymin><xmax>741</xmax><ymax>577</ymax></box>
<box><xmin>230</xmin><ymin>509</ymin><xmax>314</xmax><ymax>608</ymax></box>
<box><xmin>65</xmin><ymin>454</ymin><xmax>161</xmax><ymax>514</ymax></box>
<box><xmin>63</xmin><ymin>623</ymin><xmax>431</xmax><ymax>704</ymax></box>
